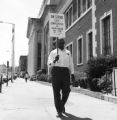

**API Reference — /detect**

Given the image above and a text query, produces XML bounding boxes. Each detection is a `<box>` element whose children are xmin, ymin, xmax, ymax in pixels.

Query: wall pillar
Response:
<box><xmin>92</xmin><ymin>0</ymin><xmax>97</xmax><ymax>57</ymax></box>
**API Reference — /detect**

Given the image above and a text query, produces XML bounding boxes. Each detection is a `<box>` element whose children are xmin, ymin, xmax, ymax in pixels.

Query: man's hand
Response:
<box><xmin>71</xmin><ymin>74</ymin><xmax>78</xmax><ymax>87</ymax></box>
<box><xmin>71</xmin><ymin>74</ymin><xmax>75</xmax><ymax>83</ymax></box>
<box><xmin>53</xmin><ymin>55</ymin><xmax>59</xmax><ymax>63</ymax></box>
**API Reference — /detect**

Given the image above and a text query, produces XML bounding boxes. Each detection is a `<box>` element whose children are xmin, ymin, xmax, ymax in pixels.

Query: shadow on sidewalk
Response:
<box><xmin>60</xmin><ymin>112</ymin><xmax>92</xmax><ymax>120</ymax></box>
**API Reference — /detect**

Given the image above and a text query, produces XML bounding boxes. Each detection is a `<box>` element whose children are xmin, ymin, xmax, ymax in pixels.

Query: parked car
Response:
<box><xmin>2</xmin><ymin>74</ymin><xmax>8</xmax><ymax>83</ymax></box>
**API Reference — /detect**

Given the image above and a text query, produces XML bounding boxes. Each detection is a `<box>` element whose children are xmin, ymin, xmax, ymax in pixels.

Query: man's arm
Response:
<box><xmin>69</xmin><ymin>52</ymin><xmax>74</xmax><ymax>74</ymax></box>
<box><xmin>48</xmin><ymin>51</ymin><xmax>54</xmax><ymax>67</ymax></box>
<box><xmin>68</xmin><ymin>52</ymin><xmax>76</xmax><ymax>84</ymax></box>
<box><xmin>48</xmin><ymin>51</ymin><xmax>59</xmax><ymax>67</ymax></box>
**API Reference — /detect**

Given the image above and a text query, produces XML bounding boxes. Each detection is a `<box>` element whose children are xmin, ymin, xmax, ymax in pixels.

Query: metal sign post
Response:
<box><xmin>48</xmin><ymin>13</ymin><xmax>66</xmax><ymax>74</ymax></box>
<box><xmin>112</xmin><ymin>67</ymin><xmax>117</xmax><ymax>96</ymax></box>
<box><xmin>0</xmin><ymin>75</ymin><xmax>2</xmax><ymax>93</ymax></box>
<box><xmin>0</xmin><ymin>21</ymin><xmax>15</xmax><ymax>83</ymax></box>
<box><xmin>49</xmin><ymin>13</ymin><xmax>66</xmax><ymax>55</ymax></box>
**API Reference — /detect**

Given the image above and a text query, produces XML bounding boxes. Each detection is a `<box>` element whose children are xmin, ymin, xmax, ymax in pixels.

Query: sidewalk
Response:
<box><xmin>38</xmin><ymin>81</ymin><xmax>117</xmax><ymax>104</ymax></box>
<box><xmin>72</xmin><ymin>87</ymin><xmax>117</xmax><ymax>104</ymax></box>
<box><xmin>0</xmin><ymin>78</ymin><xmax>117</xmax><ymax>120</ymax></box>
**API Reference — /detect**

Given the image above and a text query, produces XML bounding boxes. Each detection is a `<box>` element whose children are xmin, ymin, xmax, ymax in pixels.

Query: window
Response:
<box><xmin>65</xmin><ymin>5</ymin><xmax>73</xmax><ymax>29</ymax></box>
<box><xmin>87</xmin><ymin>0</ymin><xmax>92</xmax><ymax>9</ymax></box>
<box><xmin>82</xmin><ymin>0</ymin><xmax>87</xmax><ymax>13</ymax></box>
<box><xmin>77</xmin><ymin>0</ymin><xmax>82</xmax><ymax>17</ymax></box>
<box><xmin>65</xmin><ymin>0</ymin><xmax>92</xmax><ymax>30</ymax></box>
<box><xmin>73</xmin><ymin>0</ymin><xmax>77</xmax><ymax>21</ymax></box>
<box><xmin>77</xmin><ymin>37</ymin><xmax>83</xmax><ymax>64</ymax></box>
<box><xmin>66</xmin><ymin>43</ymin><xmax>73</xmax><ymax>55</ymax></box>
<box><xmin>100</xmin><ymin>11</ymin><xmax>113</xmax><ymax>56</ymax></box>
<box><xmin>69</xmin><ymin>7</ymin><xmax>73</xmax><ymax>26</ymax></box>
<box><xmin>103</xmin><ymin>16</ymin><xmax>111</xmax><ymax>56</ymax></box>
<box><xmin>77</xmin><ymin>0</ymin><xmax>92</xmax><ymax>18</ymax></box>
<box><xmin>69</xmin><ymin>44</ymin><xmax>73</xmax><ymax>55</ymax></box>
<box><xmin>87</xmin><ymin>31</ymin><xmax>93</xmax><ymax>60</ymax></box>
<box><xmin>37</xmin><ymin>43</ymin><xmax>41</xmax><ymax>70</ymax></box>
<box><xmin>66</xmin><ymin>12</ymin><xmax>69</xmax><ymax>29</ymax></box>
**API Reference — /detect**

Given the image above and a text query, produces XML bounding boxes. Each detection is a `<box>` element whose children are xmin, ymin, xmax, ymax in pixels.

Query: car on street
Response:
<box><xmin>2</xmin><ymin>74</ymin><xmax>8</xmax><ymax>83</ymax></box>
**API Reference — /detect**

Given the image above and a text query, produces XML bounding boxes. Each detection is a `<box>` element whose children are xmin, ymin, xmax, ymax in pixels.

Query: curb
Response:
<box><xmin>72</xmin><ymin>87</ymin><xmax>117</xmax><ymax>104</ymax></box>
<box><xmin>37</xmin><ymin>81</ymin><xmax>117</xmax><ymax>104</ymax></box>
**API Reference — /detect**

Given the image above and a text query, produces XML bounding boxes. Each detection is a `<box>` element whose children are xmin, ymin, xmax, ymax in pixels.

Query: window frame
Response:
<box><xmin>77</xmin><ymin>0</ymin><xmax>92</xmax><ymax>19</ymax></box>
<box><xmin>65</xmin><ymin>4</ymin><xmax>73</xmax><ymax>29</ymax></box>
<box><xmin>82</xmin><ymin>0</ymin><xmax>87</xmax><ymax>13</ymax></box>
<box><xmin>87</xmin><ymin>0</ymin><xmax>92</xmax><ymax>9</ymax></box>
<box><xmin>65</xmin><ymin>42</ymin><xmax>73</xmax><ymax>56</ymax></box>
<box><xmin>86</xmin><ymin>29</ymin><xmax>93</xmax><ymax>61</ymax></box>
<box><xmin>65</xmin><ymin>0</ymin><xmax>92</xmax><ymax>32</ymax></box>
<box><xmin>77</xmin><ymin>0</ymin><xmax>82</xmax><ymax>18</ymax></box>
<box><xmin>77</xmin><ymin>36</ymin><xmax>83</xmax><ymax>65</ymax></box>
<box><xmin>100</xmin><ymin>10</ymin><xmax>113</xmax><ymax>55</ymax></box>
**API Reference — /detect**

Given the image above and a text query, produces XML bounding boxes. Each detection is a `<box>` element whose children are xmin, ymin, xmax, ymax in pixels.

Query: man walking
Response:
<box><xmin>24</xmin><ymin>72</ymin><xmax>29</xmax><ymax>83</ymax></box>
<box><xmin>48</xmin><ymin>38</ymin><xmax>74</xmax><ymax>117</ymax></box>
<box><xmin>0</xmin><ymin>74</ymin><xmax>3</xmax><ymax>93</ymax></box>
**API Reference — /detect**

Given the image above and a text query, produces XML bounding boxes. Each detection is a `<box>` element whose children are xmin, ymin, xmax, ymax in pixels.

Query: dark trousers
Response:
<box><xmin>25</xmin><ymin>78</ymin><xmax>27</xmax><ymax>82</ymax></box>
<box><xmin>51</xmin><ymin>66</ymin><xmax>71</xmax><ymax>113</ymax></box>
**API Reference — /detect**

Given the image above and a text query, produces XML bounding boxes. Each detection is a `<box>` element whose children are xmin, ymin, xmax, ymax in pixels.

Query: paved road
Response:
<box><xmin>0</xmin><ymin>78</ymin><xmax>117</xmax><ymax>120</ymax></box>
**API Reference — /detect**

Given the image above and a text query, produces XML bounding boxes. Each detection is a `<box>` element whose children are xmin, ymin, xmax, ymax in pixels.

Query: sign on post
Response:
<box><xmin>112</xmin><ymin>67</ymin><xmax>117</xmax><ymax>96</ymax></box>
<box><xmin>49</xmin><ymin>13</ymin><xmax>65</xmax><ymax>38</ymax></box>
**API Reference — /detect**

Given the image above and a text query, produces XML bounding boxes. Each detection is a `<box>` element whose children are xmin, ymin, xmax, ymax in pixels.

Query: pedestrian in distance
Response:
<box><xmin>25</xmin><ymin>72</ymin><xmax>29</xmax><ymax>83</ymax></box>
<box><xmin>0</xmin><ymin>74</ymin><xmax>3</xmax><ymax>93</ymax></box>
<box><xmin>48</xmin><ymin>38</ymin><xmax>75</xmax><ymax>117</ymax></box>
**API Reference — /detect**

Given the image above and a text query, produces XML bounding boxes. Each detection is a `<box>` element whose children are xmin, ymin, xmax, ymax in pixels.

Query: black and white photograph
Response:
<box><xmin>0</xmin><ymin>0</ymin><xmax>117</xmax><ymax>120</ymax></box>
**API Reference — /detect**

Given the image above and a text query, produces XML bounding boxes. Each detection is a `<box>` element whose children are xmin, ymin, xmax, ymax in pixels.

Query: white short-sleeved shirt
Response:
<box><xmin>48</xmin><ymin>48</ymin><xmax>74</xmax><ymax>74</ymax></box>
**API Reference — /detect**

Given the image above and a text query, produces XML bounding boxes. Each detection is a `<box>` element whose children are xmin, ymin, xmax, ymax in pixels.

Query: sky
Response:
<box><xmin>0</xmin><ymin>0</ymin><xmax>43</xmax><ymax>66</ymax></box>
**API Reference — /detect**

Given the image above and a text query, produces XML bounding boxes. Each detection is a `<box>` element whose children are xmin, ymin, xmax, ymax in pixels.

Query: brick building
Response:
<box><xmin>27</xmin><ymin>0</ymin><xmax>117</xmax><ymax>77</ymax></box>
<box><xmin>19</xmin><ymin>56</ymin><xmax>27</xmax><ymax>74</ymax></box>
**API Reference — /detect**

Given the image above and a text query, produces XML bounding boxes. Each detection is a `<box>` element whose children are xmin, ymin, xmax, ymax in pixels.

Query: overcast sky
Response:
<box><xmin>0</xmin><ymin>0</ymin><xmax>43</xmax><ymax>66</ymax></box>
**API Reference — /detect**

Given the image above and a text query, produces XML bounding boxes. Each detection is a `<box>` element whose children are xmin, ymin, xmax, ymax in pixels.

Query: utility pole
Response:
<box><xmin>6</xmin><ymin>61</ymin><xmax>9</xmax><ymax>86</ymax></box>
<box><xmin>11</xmin><ymin>24</ymin><xmax>15</xmax><ymax>82</ymax></box>
<box><xmin>0</xmin><ymin>21</ymin><xmax>15</xmax><ymax>83</ymax></box>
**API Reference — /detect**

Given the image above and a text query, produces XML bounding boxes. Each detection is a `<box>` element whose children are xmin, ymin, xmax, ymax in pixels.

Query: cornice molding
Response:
<box><xmin>58</xmin><ymin>0</ymin><xmax>72</xmax><ymax>14</ymax></box>
<box><xmin>27</xmin><ymin>17</ymin><xmax>41</xmax><ymax>38</ymax></box>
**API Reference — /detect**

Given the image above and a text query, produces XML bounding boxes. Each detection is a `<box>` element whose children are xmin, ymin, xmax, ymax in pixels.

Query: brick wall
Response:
<box><xmin>65</xmin><ymin>10</ymin><xmax>92</xmax><ymax>72</ymax></box>
<box><xmin>96</xmin><ymin>0</ymin><xmax>117</xmax><ymax>56</ymax></box>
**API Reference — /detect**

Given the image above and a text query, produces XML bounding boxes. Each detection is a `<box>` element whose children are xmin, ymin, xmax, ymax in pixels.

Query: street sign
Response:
<box><xmin>49</xmin><ymin>13</ymin><xmax>65</xmax><ymax>38</ymax></box>
<box><xmin>112</xmin><ymin>67</ymin><xmax>117</xmax><ymax>96</ymax></box>
<box><xmin>7</xmin><ymin>61</ymin><xmax>9</xmax><ymax>68</ymax></box>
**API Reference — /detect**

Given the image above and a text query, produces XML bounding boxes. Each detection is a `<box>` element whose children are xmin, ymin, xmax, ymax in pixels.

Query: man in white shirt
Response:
<box><xmin>48</xmin><ymin>38</ymin><xmax>74</xmax><ymax>117</ymax></box>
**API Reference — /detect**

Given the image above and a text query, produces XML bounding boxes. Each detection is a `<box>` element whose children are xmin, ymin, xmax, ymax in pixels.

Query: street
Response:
<box><xmin>0</xmin><ymin>78</ymin><xmax>117</xmax><ymax>120</ymax></box>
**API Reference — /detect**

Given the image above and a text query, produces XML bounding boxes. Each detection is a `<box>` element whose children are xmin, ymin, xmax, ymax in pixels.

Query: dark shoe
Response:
<box><xmin>62</xmin><ymin>107</ymin><xmax>65</xmax><ymax>113</ymax></box>
<box><xmin>56</xmin><ymin>112</ymin><xmax>63</xmax><ymax>118</ymax></box>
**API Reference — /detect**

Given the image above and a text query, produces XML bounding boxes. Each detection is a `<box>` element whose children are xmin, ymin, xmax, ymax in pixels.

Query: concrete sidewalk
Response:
<box><xmin>38</xmin><ymin>80</ymin><xmax>117</xmax><ymax>104</ymax></box>
<box><xmin>0</xmin><ymin>78</ymin><xmax>117</xmax><ymax>120</ymax></box>
<box><xmin>72</xmin><ymin>87</ymin><xmax>117</xmax><ymax>104</ymax></box>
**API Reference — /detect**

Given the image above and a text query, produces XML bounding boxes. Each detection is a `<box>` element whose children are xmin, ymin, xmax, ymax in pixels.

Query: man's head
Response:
<box><xmin>57</xmin><ymin>38</ymin><xmax>65</xmax><ymax>50</ymax></box>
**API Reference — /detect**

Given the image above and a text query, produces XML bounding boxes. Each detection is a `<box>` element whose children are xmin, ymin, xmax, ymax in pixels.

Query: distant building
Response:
<box><xmin>27</xmin><ymin>18</ymin><xmax>41</xmax><ymax>76</ymax></box>
<box><xmin>19</xmin><ymin>56</ymin><xmax>27</xmax><ymax>73</ymax></box>
<box><xmin>26</xmin><ymin>0</ymin><xmax>59</xmax><ymax>76</ymax></box>
<box><xmin>15</xmin><ymin>66</ymin><xmax>19</xmax><ymax>74</ymax></box>
<box><xmin>0</xmin><ymin>64</ymin><xmax>7</xmax><ymax>74</ymax></box>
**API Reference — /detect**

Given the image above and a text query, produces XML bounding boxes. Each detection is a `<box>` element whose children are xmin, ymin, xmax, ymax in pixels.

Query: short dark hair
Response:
<box><xmin>57</xmin><ymin>38</ymin><xmax>65</xmax><ymax>44</ymax></box>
